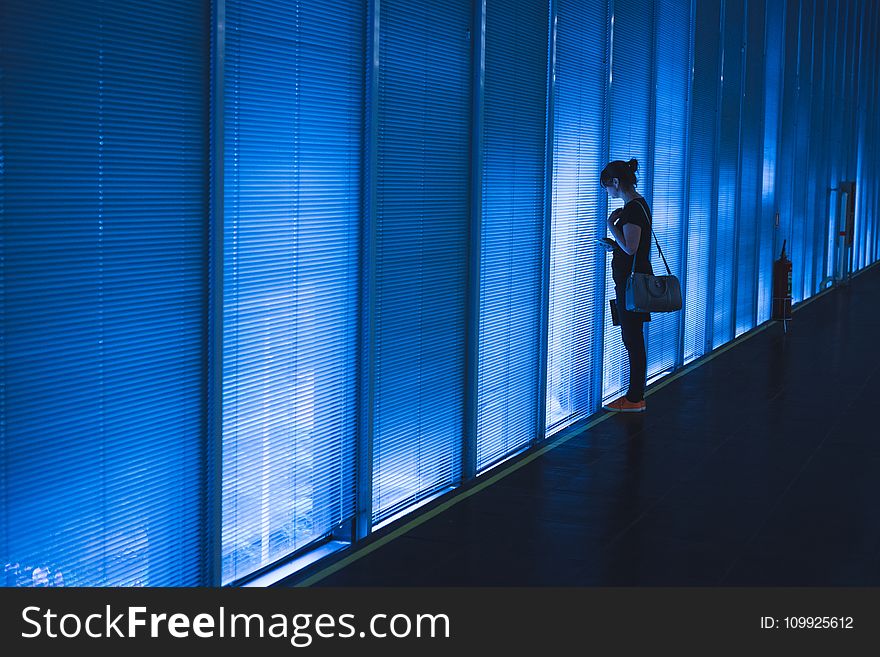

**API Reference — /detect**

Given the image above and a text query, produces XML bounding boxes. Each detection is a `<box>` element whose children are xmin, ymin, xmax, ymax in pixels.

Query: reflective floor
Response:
<box><xmin>300</xmin><ymin>264</ymin><xmax>880</xmax><ymax>586</ymax></box>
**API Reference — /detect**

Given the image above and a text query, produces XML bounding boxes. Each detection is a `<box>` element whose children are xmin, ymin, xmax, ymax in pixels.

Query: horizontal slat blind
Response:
<box><xmin>792</xmin><ymin>0</ymin><xmax>814</xmax><ymax>301</ymax></box>
<box><xmin>684</xmin><ymin>0</ymin><xmax>721</xmax><ymax>362</ymax></box>
<box><xmin>735</xmin><ymin>0</ymin><xmax>766</xmax><ymax>336</ymax></box>
<box><xmin>477</xmin><ymin>0</ymin><xmax>549</xmax><ymax>471</ymax></box>
<box><xmin>806</xmin><ymin>0</ymin><xmax>830</xmax><ymax>294</ymax></box>
<box><xmin>873</xmin><ymin>6</ymin><xmax>879</xmax><ymax>265</ymax></box>
<box><xmin>868</xmin><ymin>3</ymin><xmax>880</xmax><ymax>264</ymax></box>
<box><xmin>822</xmin><ymin>0</ymin><xmax>842</xmax><ymax>284</ymax></box>
<box><xmin>546</xmin><ymin>0</ymin><xmax>608</xmax><ymax>431</ymax></box>
<box><xmin>853</xmin><ymin>0</ymin><xmax>871</xmax><ymax>271</ymax></box>
<box><xmin>823</xmin><ymin>1</ymin><xmax>835</xmax><ymax>283</ymax></box>
<box><xmin>713</xmin><ymin>0</ymin><xmax>745</xmax><ymax>348</ymax></box>
<box><xmin>865</xmin><ymin>5</ymin><xmax>875</xmax><ymax>266</ymax></box>
<box><xmin>603</xmin><ymin>0</ymin><xmax>653</xmax><ymax>400</ymax></box>
<box><xmin>222</xmin><ymin>0</ymin><xmax>363</xmax><ymax>583</ymax></box>
<box><xmin>757</xmin><ymin>0</ymin><xmax>785</xmax><ymax>324</ymax></box>
<box><xmin>372</xmin><ymin>0</ymin><xmax>470</xmax><ymax>522</ymax></box>
<box><xmin>647</xmin><ymin>0</ymin><xmax>690</xmax><ymax>378</ymax></box>
<box><xmin>1</xmin><ymin>0</ymin><xmax>209</xmax><ymax>585</ymax></box>
<box><xmin>775</xmin><ymin>0</ymin><xmax>800</xmax><ymax>304</ymax></box>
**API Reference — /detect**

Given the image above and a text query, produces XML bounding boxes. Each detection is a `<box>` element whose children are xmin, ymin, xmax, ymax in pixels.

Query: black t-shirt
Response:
<box><xmin>611</xmin><ymin>197</ymin><xmax>654</xmax><ymax>289</ymax></box>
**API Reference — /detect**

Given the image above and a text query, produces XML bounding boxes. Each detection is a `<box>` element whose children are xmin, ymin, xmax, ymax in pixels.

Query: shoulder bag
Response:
<box><xmin>624</xmin><ymin>202</ymin><xmax>683</xmax><ymax>313</ymax></box>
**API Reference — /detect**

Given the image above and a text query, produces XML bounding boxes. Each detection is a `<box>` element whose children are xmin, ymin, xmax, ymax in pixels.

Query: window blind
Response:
<box><xmin>646</xmin><ymin>0</ymin><xmax>691</xmax><ymax>377</ymax></box>
<box><xmin>757</xmin><ymin>0</ymin><xmax>785</xmax><ymax>324</ymax></box>
<box><xmin>775</xmin><ymin>0</ymin><xmax>800</xmax><ymax>304</ymax></box>
<box><xmin>603</xmin><ymin>0</ymin><xmax>653</xmax><ymax>400</ymax></box>
<box><xmin>822</xmin><ymin>0</ymin><xmax>843</xmax><ymax>284</ymax></box>
<box><xmin>836</xmin><ymin>0</ymin><xmax>855</xmax><ymax>228</ymax></box>
<box><xmin>867</xmin><ymin>8</ymin><xmax>877</xmax><ymax>265</ymax></box>
<box><xmin>222</xmin><ymin>0</ymin><xmax>363</xmax><ymax>583</ymax></box>
<box><xmin>1</xmin><ymin>0</ymin><xmax>209</xmax><ymax>586</ymax></box>
<box><xmin>873</xmin><ymin>10</ymin><xmax>880</xmax><ymax>265</ymax></box>
<box><xmin>875</xmin><ymin>5</ymin><xmax>879</xmax><ymax>267</ymax></box>
<box><xmin>807</xmin><ymin>0</ymin><xmax>831</xmax><ymax>293</ymax></box>
<box><xmin>713</xmin><ymin>0</ymin><xmax>745</xmax><ymax>348</ymax></box>
<box><xmin>842</xmin><ymin>0</ymin><xmax>860</xmax><ymax>270</ymax></box>
<box><xmin>853</xmin><ymin>0</ymin><xmax>871</xmax><ymax>272</ymax></box>
<box><xmin>735</xmin><ymin>0</ymin><xmax>766</xmax><ymax>337</ymax></box>
<box><xmin>546</xmin><ymin>0</ymin><xmax>608</xmax><ymax>431</ymax></box>
<box><xmin>791</xmin><ymin>0</ymin><xmax>815</xmax><ymax>301</ymax></box>
<box><xmin>372</xmin><ymin>0</ymin><xmax>470</xmax><ymax>522</ymax></box>
<box><xmin>477</xmin><ymin>0</ymin><xmax>549</xmax><ymax>471</ymax></box>
<box><xmin>684</xmin><ymin>0</ymin><xmax>722</xmax><ymax>363</ymax></box>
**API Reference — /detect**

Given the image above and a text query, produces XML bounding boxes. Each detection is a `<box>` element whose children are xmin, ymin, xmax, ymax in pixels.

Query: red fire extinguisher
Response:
<box><xmin>772</xmin><ymin>240</ymin><xmax>792</xmax><ymax>323</ymax></box>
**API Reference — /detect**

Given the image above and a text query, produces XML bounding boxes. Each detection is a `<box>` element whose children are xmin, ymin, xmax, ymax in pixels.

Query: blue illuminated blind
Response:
<box><xmin>792</xmin><ymin>0</ymin><xmax>815</xmax><ymax>302</ymax></box>
<box><xmin>1</xmin><ymin>0</ymin><xmax>209</xmax><ymax>585</ymax></box>
<box><xmin>866</xmin><ymin>7</ymin><xmax>876</xmax><ymax>265</ymax></box>
<box><xmin>546</xmin><ymin>0</ymin><xmax>608</xmax><ymax>431</ymax></box>
<box><xmin>807</xmin><ymin>0</ymin><xmax>831</xmax><ymax>293</ymax></box>
<box><xmin>603</xmin><ymin>0</ymin><xmax>653</xmax><ymax>400</ymax></box>
<box><xmin>873</xmin><ymin>8</ymin><xmax>880</xmax><ymax>265</ymax></box>
<box><xmin>872</xmin><ymin>0</ymin><xmax>877</xmax><ymax>266</ymax></box>
<box><xmin>647</xmin><ymin>0</ymin><xmax>691</xmax><ymax>377</ymax></box>
<box><xmin>713</xmin><ymin>0</ymin><xmax>745</xmax><ymax>348</ymax></box>
<box><xmin>842</xmin><ymin>0</ymin><xmax>859</xmax><ymax>245</ymax></box>
<box><xmin>845</xmin><ymin>0</ymin><xmax>859</xmax><ymax>195</ymax></box>
<box><xmin>478</xmin><ymin>0</ymin><xmax>549</xmax><ymax>471</ymax></box>
<box><xmin>822</xmin><ymin>0</ymin><xmax>843</xmax><ymax>284</ymax></box>
<box><xmin>854</xmin><ymin>0</ymin><xmax>872</xmax><ymax>271</ymax></box>
<box><xmin>372</xmin><ymin>1</ymin><xmax>470</xmax><ymax>522</ymax></box>
<box><xmin>824</xmin><ymin>1</ymin><xmax>838</xmax><ymax>283</ymax></box>
<box><xmin>222</xmin><ymin>0</ymin><xmax>363</xmax><ymax>583</ymax></box>
<box><xmin>735</xmin><ymin>0</ymin><xmax>766</xmax><ymax>336</ymax></box>
<box><xmin>757</xmin><ymin>0</ymin><xmax>785</xmax><ymax>324</ymax></box>
<box><xmin>684</xmin><ymin>0</ymin><xmax>721</xmax><ymax>363</ymax></box>
<box><xmin>867</xmin><ymin>3</ymin><xmax>877</xmax><ymax>268</ymax></box>
<box><xmin>851</xmin><ymin>0</ymin><xmax>864</xmax><ymax>271</ymax></box>
<box><xmin>776</xmin><ymin>0</ymin><xmax>801</xmax><ymax>302</ymax></box>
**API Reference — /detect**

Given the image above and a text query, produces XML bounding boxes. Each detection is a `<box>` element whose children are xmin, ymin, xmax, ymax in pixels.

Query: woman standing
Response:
<box><xmin>601</xmin><ymin>158</ymin><xmax>652</xmax><ymax>413</ymax></box>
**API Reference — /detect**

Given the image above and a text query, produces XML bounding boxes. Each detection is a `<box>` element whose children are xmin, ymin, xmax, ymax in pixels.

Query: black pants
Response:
<box><xmin>617</xmin><ymin>299</ymin><xmax>647</xmax><ymax>403</ymax></box>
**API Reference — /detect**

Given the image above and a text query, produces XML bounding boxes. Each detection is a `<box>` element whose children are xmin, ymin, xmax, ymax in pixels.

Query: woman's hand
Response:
<box><xmin>607</xmin><ymin>208</ymin><xmax>622</xmax><ymax>226</ymax></box>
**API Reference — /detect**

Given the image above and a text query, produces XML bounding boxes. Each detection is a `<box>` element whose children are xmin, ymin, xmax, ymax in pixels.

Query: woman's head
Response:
<box><xmin>601</xmin><ymin>158</ymin><xmax>639</xmax><ymax>198</ymax></box>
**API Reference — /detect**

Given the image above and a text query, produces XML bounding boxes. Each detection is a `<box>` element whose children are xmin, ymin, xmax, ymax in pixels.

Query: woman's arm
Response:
<box><xmin>607</xmin><ymin>219</ymin><xmax>641</xmax><ymax>255</ymax></box>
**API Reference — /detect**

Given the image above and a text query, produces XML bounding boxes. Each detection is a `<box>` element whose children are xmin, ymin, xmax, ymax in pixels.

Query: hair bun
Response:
<box><xmin>627</xmin><ymin>158</ymin><xmax>639</xmax><ymax>172</ymax></box>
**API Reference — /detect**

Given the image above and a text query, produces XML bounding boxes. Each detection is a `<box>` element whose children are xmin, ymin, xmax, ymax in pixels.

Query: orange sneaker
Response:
<box><xmin>602</xmin><ymin>396</ymin><xmax>646</xmax><ymax>413</ymax></box>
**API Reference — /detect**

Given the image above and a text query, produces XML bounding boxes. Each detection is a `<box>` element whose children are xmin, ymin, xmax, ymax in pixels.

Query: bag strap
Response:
<box><xmin>629</xmin><ymin>199</ymin><xmax>672</xmax><ymax>276</ymax></box>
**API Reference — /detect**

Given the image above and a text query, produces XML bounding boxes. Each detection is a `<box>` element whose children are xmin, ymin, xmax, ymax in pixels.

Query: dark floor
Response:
<box><xmin>306</xmin><ymin>265</ymin><xmax>880</xmax><ymax>586</ymax></box>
